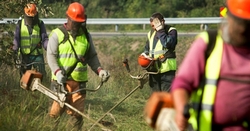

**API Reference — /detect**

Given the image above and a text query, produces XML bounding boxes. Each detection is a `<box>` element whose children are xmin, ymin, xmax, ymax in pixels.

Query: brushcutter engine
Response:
<box><xmin>144</xmin><ymin>92</ymin><xmax>179</xmax><ymax>131</ymax></box>
<box><xmin>20</xmin><ymin>70</ymin><xmax>66</xmax><ymax>107</ymax></box>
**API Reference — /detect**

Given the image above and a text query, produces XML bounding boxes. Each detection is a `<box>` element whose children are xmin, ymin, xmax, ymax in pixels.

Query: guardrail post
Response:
<box><xmin>143</xmin><ymin>24</ymin><xmax>146</xmax><ymax>30</ymax></box>
<box><xmin>115</xmin><ymin>24</ymin><xmax>118</xmax><ymax>32</ymax></box>
<box><xmin>200</xmin><ymin>23</ymin><xmax>208</xmax><ymax>30</ymax></box>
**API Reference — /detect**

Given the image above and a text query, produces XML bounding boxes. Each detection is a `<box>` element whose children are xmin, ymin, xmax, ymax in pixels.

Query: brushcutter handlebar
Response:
<box><xmin>123</xmin><ymin>58</ymin><xmax>130</xmax><ymax>72</ymax></box>
<box><xmin>15</xmin><ymin>61</ymin><xmax>47</xmax><ymax>69</ymax></box>
<box><xmin>123</xmin><ymin>58</ymin><xmax>160</xmax><ymax>90</ymax></box>
<box><xmin>123</xmin><ymin>58</ymin><xmax>159</xmax><ymax>80</ymax></box>
<box><xmin>68</xmin><ymin>80</ymin><xmax>104</xmax><ymax>94</ymax></box>
<box><xmin>16</xmin><ymin>61</ymin><xmax>46</xmax><ymax>66</ymax></box>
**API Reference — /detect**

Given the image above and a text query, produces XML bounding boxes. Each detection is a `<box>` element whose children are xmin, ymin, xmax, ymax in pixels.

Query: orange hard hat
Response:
<box><xmin>66</xmin><ymin>2</ymin><xmax>86</xmax><ymax>22</ymax></box>
<box><xmin>24</xmin><ymin>3</ymin><xmax>37</xmax><ymax>17</ymax></box>
<box><xmin>138</xmin><ymin>55</ymin><xmax>153</xmax><ymax>68</ymax></box>
<box><xmin>227</xmin><ymin>0</ymin><xmax>250</xmax><ymax>19</ymax></box>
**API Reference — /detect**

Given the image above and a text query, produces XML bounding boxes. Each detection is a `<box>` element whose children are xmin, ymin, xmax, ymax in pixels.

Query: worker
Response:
<box><xmin>13</xmin><ymin>2</ymin><xmax>48</xmax><ymax>77</ymax></box>
<box><xmin>171</xmin><ymin>0</ymin><xmax>250</xmax><ymax>130</ymax></box>
<box><xmin>138</xmin><ymin>12</ymin><xmax>178</xmax><ymax>92</ymax></box>
<box><xmin>46</xmin><ymin>2</ymin><xmax>110</xmax><ymax>130</ymax></box>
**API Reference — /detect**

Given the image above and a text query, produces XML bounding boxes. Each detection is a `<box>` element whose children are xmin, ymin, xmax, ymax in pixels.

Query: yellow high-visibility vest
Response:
<box><xmin>20</xmin><ymin>19</ymin><xmax>42</xmax><ymax>55</ymax></box>
<box><xmin>188</xmin><ymin>31</ymin><xmax>223</xmax><ymax>131</ymax></box>
<box><xmin>147</xmin><ymin>27</ymin><xmax>177</xmax><ymax>73</ymax></box>
<box><xmin>50</xmin><ymin>28</ymin><xmax>89</xmax><ymax>82</ymax></box>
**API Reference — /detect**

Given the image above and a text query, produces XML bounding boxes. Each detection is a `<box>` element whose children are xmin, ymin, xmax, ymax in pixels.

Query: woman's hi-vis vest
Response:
<box><xmin>147</xmin><ymin>27</ymin><xmax>177</xmax><ymax>73</ymax></box>
<box><xmin>20</xmin><ymin>19</ymin><xmax>42</xmax><ymax>55</ymax></box>
<box><xmin>188</xmin><ymin>31</ymin><xmax>223</xmax><ymax>131</ymax></box>
<box><xmin>51</xmin><ymin>28</ymin><xmax>89</xmax><ymax>82</ymax></box>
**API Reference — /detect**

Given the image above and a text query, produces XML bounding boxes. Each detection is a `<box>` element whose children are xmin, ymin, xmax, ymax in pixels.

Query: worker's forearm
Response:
<box><xmin>172</xmin><ymin>88</ymin><xmax>189</xmax><ymax>131</ymax></box>
<box><xmin>172</xmin><ymin>88</ymin><xmax>189</xmax><ymax>115</ymax></box>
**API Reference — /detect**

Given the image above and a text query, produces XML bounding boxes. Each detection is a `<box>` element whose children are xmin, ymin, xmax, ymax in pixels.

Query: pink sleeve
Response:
<box><xmin>171</xmin><ymin>37</ymin><xmax>207</xmax><ymax>94</ymax></box>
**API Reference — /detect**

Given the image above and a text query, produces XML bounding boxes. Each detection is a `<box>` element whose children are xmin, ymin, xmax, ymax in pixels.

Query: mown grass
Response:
<box><xmin>0</xmin><ymin>34</ymin><xmax>195</xmax><ymax>131</ymax></box>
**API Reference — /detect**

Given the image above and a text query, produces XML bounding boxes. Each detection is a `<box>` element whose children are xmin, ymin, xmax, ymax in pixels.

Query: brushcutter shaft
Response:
<box><xmin>64</xmin><ymin>103</ymin><xmax>111</xmax><ymax>131</ymax></box>
<box><xmin>32</xmin><ymin>78</ymin><xmax>66</xmax><ymax>107</ymax></box>
<box><xmin>89</xmin><ymin>72</ymin><xmax>149</xmax><ymax>130</ymax></box>
<box><xmin>31</xmin><ymin>79</ymin><xmax>110</xmax><ymax>130</ymax></box>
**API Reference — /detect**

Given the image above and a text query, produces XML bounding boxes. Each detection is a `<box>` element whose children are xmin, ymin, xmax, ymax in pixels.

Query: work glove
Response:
<box><xmin>152</xmin><ymin>18</ymin><xmax>164</xmax><ymax>31</ymax></box>
<box><xmin>56</xmin><ymin>70</ymin><xmax>67</xmax><ymax>85</ymax></box>
<box><xmin>98</xmin><ymin>69</ymin><xmax>110</xmax><ymax>82</ymax></box>
<box><xmin>13</xmin><ymin>50</ymin><xmax>21</xmax><ymax>68</ymax></box>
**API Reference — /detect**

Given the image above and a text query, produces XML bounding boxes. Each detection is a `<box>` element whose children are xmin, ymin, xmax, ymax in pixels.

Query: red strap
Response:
<box><xmin>54</xmin><ymin>69</ymin><xmax>61</xmax><ymax>75</ymax></box>
<box><xmin>97</xmin><ymin>67</ymin><xmax>103</xmax><ymax>74</ymax></box>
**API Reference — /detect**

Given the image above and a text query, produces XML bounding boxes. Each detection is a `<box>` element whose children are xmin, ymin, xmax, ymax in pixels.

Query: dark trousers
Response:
<box><xmin>149</xmin><ymin>70</ymin><xmax>175</xmax><ymax>92</ymax></box>
<box><xmin>19</xmin><ymin>54</ymin><xmax>46</xmax><ymax>78</ymax></box>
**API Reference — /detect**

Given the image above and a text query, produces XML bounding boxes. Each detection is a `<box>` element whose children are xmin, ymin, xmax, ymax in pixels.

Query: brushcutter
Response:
<box><xmin>124</xmin><ymin>58</ymin><xmax>180</xmax><ymax>131</ymax></box>
<box><xmin>20</xmin><ymin>69</ymin><xmax>112</xmax><ymax>131</ymax></box>
<box><xmin>88</xmin><ymin>58</ymin><xmax>160</xmax><ymax>130</ymax></box>
<box><xmin>144</xmin><ymin>92</ymin><xmax>180</xmax><ymax>131</ymax></box>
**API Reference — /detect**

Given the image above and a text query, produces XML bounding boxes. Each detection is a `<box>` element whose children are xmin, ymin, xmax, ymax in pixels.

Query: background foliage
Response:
<box><xmin>42</xmin><ymin>0</ymin><xmax>226</xmax><ymax>18</ymax></box>
<box><xmin>0</xmin><ymin>0</ymin><xmax>221</xmax><ymax>130</ymax></box>
<box><xmin>0</xmin><ymin>0</ymin><xmax>225</xmax><ymax>66</ymax></box>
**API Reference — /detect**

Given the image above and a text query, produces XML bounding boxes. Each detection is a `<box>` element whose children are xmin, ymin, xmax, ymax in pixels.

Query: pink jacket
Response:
<box><xmin>171</xmin><ymin>35</ymin><xmax>250</xmax><ymax>129</ymax></box>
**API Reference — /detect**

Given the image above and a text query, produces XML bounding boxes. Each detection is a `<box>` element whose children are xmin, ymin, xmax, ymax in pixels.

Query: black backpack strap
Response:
<box><xmin>58</xmin><ymin>26</ymin><xmax>69</xmax><ymax>44</ymax></box>
<box><xmin>57</xmin><ymin>26</ymin><xmax>79</xmax><ymax>77</ymax></box>
<box><xmin>164</xmin><ymin>25</ymin><xmax>171</xmax><ymax>35</ymax></box>
<box><xmin>195</xmin><ymin>29</ymin><xmax>218</xmax><ymax>130</ymax></box>
<box><xmin>205</xmin><ymin>30</ymin><xmax>218</xmax><ymax>59</ymax></box>
<box><xmin>82</xmin><ymin>26</ymin><xmax>90</xmax><ymax>43</ymax></box>
<box><xmin>58</xmin><ymin>25</ymin><xmax>90</xmax><ymax>44</ymax></box>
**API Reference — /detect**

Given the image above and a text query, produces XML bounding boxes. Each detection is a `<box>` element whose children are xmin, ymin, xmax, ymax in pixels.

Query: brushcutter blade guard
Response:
<box><xmin>20</xmin><ymin>70</ymin><xmax>43</xmax><ymax>90</ymax></box>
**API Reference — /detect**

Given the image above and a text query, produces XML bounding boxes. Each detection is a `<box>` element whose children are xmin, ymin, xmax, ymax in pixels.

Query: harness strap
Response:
<box><xmin>58</xmin><ymin>26</ymin><xmax>89</xmax><ymax>78</ymax></box>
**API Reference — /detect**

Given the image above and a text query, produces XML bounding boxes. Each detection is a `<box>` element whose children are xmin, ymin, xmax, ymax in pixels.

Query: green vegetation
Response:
<box><xmin>0</xmin><ymin>0</ymin><xmax>222</xmax><ymax>65</ymax></box>
<box><xmin>43</xmin><ymin>0</ymin><xmax>225</xmax><ymax>18</ymax></box>
<box><xmin>0</xmin><ymin>36</ymin><xmax>194</xmax><ymax>131</ymax></box>
<box><xmin>0</xmin><ymin>0</ymin><xmax>216</xmax><ymax>130</ymax></box>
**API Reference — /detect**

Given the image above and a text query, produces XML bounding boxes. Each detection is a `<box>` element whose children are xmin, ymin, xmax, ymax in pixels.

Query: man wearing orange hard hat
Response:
<box><xmin>169</xmin><ymin>0</ymin><xmax>250</xmax><ymax>130</ymax></box>
<box><xmin>46</xmin><ymin>2</ymin><xmax>110</xmax><ymax>130</ymax></box>
<box><xmin>13</xmin><ymin>2</ymin><xmax>48</xmax><ymax>78</ymax></box>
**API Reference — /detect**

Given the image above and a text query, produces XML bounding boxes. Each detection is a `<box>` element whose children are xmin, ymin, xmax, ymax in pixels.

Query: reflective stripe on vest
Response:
<box><xmin>147</xmin><ymin>27</ymin><xmax>177</xmax><ymax>73</ymax></box>
<box><xmin>50</xmin><ymin>28</ymin><xmax>89</xmax><ymax>82</ymax></box>
<box><xmin>20</xmin><ymin>19</ymin><xmax>42</xmax><ymax>55</ymax></box>
<box><xmin>188</xmin><ymin>31</ymin><xmax>223</xmax><ymax>131</ymax></box>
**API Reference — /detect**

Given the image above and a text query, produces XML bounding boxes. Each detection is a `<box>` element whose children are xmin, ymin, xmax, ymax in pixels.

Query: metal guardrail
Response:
<box><xmin>1</xmin><ymin>17</ymin><xmax>223</xmax><ymax>25</ymax></box>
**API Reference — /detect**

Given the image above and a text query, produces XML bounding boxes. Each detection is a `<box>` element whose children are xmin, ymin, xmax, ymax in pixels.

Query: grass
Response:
<box><xmin>0</xmin><ymin>34</ymin><xmax>195</xmax><ymax>131</ymax></box>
